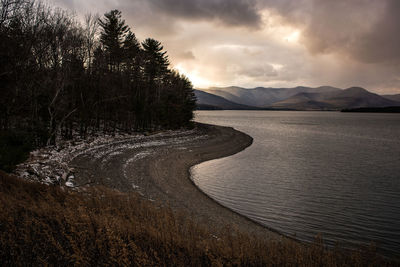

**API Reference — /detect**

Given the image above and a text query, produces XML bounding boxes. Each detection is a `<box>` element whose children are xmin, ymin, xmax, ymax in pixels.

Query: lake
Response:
<box><xmin>192</xmin><ymin>110</ymin><xmax>400</xmax><ymax>257</ymax></box>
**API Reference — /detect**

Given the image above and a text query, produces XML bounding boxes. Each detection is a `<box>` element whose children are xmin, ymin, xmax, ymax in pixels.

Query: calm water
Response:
<box><xmin>192</xmin><ymin>111</ymin><xmax>400</xmax><ymax>257</ymax></box>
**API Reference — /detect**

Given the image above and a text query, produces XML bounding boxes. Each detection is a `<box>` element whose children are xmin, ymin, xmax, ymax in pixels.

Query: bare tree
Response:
<box><xmin>0</xmin><ymin>0</ymin><xmax>29</xmax><ymax>29</ymax></box>
<box><xmin>83</xmin><ymin>13</ymin><xmax>99</xmax><ymax>72</ymax></box>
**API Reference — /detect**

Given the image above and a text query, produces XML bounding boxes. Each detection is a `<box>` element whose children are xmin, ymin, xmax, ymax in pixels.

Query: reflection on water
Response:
<box><xmin>192</xmin><ymin>111</ymin><xmax>400</xmax><ymax>257</ymax></box>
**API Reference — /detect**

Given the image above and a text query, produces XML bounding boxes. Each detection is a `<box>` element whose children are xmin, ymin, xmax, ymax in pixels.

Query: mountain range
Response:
<box><xmin>195</xmin><ymin>86</ymin><xmax>400</xmax><ymax>110</ymax></box>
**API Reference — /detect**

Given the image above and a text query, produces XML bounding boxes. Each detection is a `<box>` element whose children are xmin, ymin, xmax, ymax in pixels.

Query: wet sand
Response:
<box><xmin>71</xmin><ymin>123</ymin><xmax>282</xmax><ymax>239</ymax></box>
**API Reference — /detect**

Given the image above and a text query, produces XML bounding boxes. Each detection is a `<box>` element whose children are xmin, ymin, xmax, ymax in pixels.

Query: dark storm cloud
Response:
<box><xmin>262</xmin><ymin>0</ymin><xmax>400</xmax><ymax>65</ymax></box>
<box><xmin>147</xmin><ymin>0</ymin><xmax>262</xmax><ymax>28</ymax></box>
<box><xmin>47</xmin><ymin>0</ymin><xmax>400</xmax><ymax>92</ymax></box>
<box><xmin>352</xmin><ymin>0</ymin><xmax>400</xmax><ymax>64</ymax></box>
<box><xmin>50</xmin><ymin>0</ymin><xmax>400</xmax><ymax>65</ymax></box>
<box><xmin>143</xmin><ymin>0</ymin><xmax>400</xmax><ymax>64</ymax></box>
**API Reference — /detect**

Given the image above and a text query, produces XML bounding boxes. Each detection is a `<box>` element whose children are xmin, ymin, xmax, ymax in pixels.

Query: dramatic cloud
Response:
<box><xmin>47</xmin><ymin>0</ymin><xmax>400</xmax><ymax>94</ymax></box>
<box><xmin>147</xmin><ymin>0</ymin><xmax>262</xmax><ymax>28</ymax></box>
<box><xmin>263</xmin><ymin>0</ymin><xmax>400</xmax><ymax>65</ymax></box>
<box><xmin>352</xmin><ymin>0</ymin><xmax>400</xmax><ymax>64</ymax></box>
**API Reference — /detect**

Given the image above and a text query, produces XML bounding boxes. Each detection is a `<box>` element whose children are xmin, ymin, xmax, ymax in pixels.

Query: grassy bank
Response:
<box><xmin>0</xmin><ymin>172</ymin><xmax>395</xmax><ymax>266</ymax></box>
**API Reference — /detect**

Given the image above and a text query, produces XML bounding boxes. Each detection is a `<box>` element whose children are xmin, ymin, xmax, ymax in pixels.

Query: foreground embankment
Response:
<box><xmin>70</xmin><ymin>123</ymin><xmax>280</xmax><ymax>239</ymax></box>
<box><xmin>1</xmin><ymin>123</ymin><xmax>396</xmax><ymax>265</ymax></box>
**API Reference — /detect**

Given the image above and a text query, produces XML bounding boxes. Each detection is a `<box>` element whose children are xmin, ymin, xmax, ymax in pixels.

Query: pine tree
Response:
<box><xmin>141</xmin><ymin>38</ymin><xmax>170</xmax><ymax>127</ymax></box>
<box><xmin>142</xmin><ymin>38</ymin><xmax>169</xmax><ymax>85</ymax></box>
<box><xmin>98</xmin><ymin>10</ymin><xmax>129</xmax><ymax>72</ymax></box>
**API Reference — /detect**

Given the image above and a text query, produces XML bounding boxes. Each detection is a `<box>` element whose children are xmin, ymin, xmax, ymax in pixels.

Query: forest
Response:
<box><xmin>0</xmin><ymin>0</ymin><xmax>196</xmax><ymax>171</ymax></box>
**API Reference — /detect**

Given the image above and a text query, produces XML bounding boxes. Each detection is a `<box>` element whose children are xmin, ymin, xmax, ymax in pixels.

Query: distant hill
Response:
<box><xmin>196</xmin><ymin>86</ymin><xmax>400</xmax><ymax>110</ymax></box>
<box><xmin>321</xmin><ymin>87</ymin><xmax>399</xmax><ymax>109</ymax></box>
<box><xmin>271</xmin><ymin>92</ymin><xmax>337</xmax><ymax>110</ymax></box>
<box><xmin>194</xmin><ymin>89</ymin><xmax>259</xmax><ymax>110</ymax></box>
<box><xmin>382</xmin><ymin>94</ymin><xmax>400</xmax><ymax>102</ymax></box>
<box><xmin>203</xmin><ymin>86</ymin><xmax>341</xmax><ymax>107</ymax></box>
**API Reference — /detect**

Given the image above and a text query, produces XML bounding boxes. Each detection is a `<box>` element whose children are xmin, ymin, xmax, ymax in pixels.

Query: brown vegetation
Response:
<box><xmin>0</xmin><ymin>172</ymin><xmax>396</xmax><ymax>266</ymax></box>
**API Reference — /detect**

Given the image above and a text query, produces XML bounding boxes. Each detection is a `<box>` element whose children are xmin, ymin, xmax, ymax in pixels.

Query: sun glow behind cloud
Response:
<box><xmin>174</xmin><ymin>64</ymin><xmax>213</xmax><ymax>88</ymax></box>
<box><xmin>285</xmin><ymin>30</ymin><xmax>300</xmax><ymax>43</ymax></box>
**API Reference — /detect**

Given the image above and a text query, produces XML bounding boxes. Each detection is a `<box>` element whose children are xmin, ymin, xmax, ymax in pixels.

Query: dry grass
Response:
<box><xmin>0</xmin><ymin>171</ymin><xmax>397</xmax><ymax>266</ymax></box>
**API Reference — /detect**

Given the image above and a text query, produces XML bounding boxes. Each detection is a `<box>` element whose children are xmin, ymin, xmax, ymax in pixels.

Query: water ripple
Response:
<box><xmin>193</xmin><ymin>111</ymin><xmax>400</xmax><ymax>258</ymax></box>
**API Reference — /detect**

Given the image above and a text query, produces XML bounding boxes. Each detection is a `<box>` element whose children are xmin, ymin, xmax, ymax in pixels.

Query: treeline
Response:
<box><xmin>341</xmin><ymin>106</ymin><xmax>400</xmax><ymax>113</ymax></box>
<box><xmin>0</xmin><ymin>0</ymin><xmax>196</xmax><ymax>150</ymax></box>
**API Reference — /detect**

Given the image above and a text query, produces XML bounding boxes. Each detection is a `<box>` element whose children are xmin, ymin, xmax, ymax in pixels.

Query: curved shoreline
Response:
<box><xmin>71</xmin><ymin>123</ymin><xmax>282</xmax><ymax>240</ymax></box>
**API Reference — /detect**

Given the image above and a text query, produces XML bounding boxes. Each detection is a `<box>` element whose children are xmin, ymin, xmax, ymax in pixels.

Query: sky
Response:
<box><xmin>48</xmin><ymin>0</ymin><xmax>400</xmax><ymax>94</ymax></box>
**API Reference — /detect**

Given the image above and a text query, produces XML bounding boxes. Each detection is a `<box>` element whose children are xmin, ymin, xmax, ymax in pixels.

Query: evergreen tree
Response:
<box><xmin>98</xmin><ymin>10</ymin><xmax>129</xmax><ymax>72</ymax></box>
<box><xmin>123</xmin><ymin>31</ymin><xmax>140</xmax><ymax>64</ymax></box>
<box><xmin>142</xmin><ymin>38</ymin><xmax>169</xmax><ymax>85</ymax></box>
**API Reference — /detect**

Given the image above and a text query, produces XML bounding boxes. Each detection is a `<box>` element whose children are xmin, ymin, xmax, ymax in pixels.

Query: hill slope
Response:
<box><xmin>271</xmin><ymin>92</ymin><xmax>337</xmax><ymax>110</ymax></box>
<box><xmin>323</xmin><ymin>87</ymin><xmax>399</xmax><ymax>109</ymax></box>
<box><xmin>382</xmin><ymin>94</ymin><xmax>400</xmax><ymax>102</ymax></box>
<box><xmin>194</xmin><ymin>89</ymin><xmax>258</xmax><ymax>110</ymax></box>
